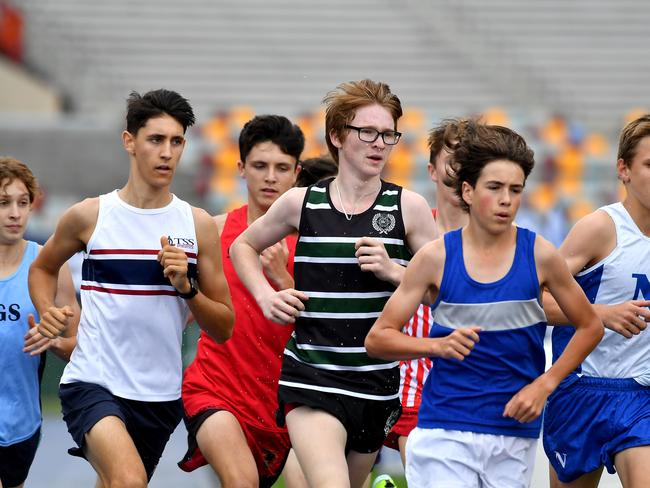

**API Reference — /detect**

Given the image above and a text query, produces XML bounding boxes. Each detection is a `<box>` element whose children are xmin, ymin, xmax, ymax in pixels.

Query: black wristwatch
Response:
<box><xmin>177</xmin><ymin>278</ymin><xmax>198</xmax><ymax>300</ymax></box>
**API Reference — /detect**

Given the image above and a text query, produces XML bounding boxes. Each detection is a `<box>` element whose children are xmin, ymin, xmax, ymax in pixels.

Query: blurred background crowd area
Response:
<box><xmin>2</xmin><ymin>0</ymin><xmax>650</xmax><ymax>249</ymax></box>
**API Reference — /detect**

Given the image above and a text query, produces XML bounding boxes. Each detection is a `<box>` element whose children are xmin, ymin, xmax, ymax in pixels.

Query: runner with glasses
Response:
<box><xmin>230</xmin><ymin>79</ymin><xmax>436</xmax><ymax>488</ymax></box>
<box><xmin>343</xmin><ymin>125</ymin><xmax>402</xmax><ymax>145</ymax></box>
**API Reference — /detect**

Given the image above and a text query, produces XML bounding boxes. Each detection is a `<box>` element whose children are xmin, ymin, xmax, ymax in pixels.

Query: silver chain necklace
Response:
<box><xmin>333</xmin><ymin>180</ymin><xmax>380</xmax><ymax>221</ymax></box>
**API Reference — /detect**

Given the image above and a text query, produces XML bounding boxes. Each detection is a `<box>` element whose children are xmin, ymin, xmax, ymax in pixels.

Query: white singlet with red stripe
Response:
<box><xmin>399</xmin><ymin>304</ymin><xmax>433</xmax><ymax>408</ymax></box>
<box><xmin>61</xmin><ymin>190</ymin><xmax>197</xmax><ymax>401</ymax></box>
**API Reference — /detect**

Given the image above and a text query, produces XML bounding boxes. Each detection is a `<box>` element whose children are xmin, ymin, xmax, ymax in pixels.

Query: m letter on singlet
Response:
<box><xmin>632</xmin><ymin>273</ymin><xmax>650</xmax><ymax>301</ymax></box>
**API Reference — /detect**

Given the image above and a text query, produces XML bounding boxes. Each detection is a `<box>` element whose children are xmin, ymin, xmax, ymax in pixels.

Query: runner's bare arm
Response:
<box><xmin>163</xmin><ymin>208</ymin><xmax>234</xmax><ymax>343</ymax></box>
<box><xmin>231</xmin><ymin>188</ymin><xmax>308</xmax><ymax>324</ymax></box>
<box><xmin>390</xmin><ymin>189</ymin><xmax>438</xmax><ymax>285</ymax></box>
<box><xmin>504</xmin><ymin>237</ymin><xmax>603</xmax><ymax>423</ymax></box>
<box><xmin>260</xmin><ymin>239</ymin><xmax>294</xmax><ymax>290</ymax></box>
<box><xmin>24</xmin><ymin>261</ymin><xmax>80</xmax><ymax>359</ymax></box>
<box><xmin>542</xmin><ymin>210</ymin><xmax>650</xmax><ymax>336</ymax></box>
<box><xmin>212</xmin><ymin>212</ymin><xmax>227</xmax><ymax>235</ymax></box>
<box><xmin>366</xmin><ymin>240</ymin><xmax>480</xmax><ymax>361</ymax></box>
<box><xmin>402</xmin><ymin>188</ymin><xmax>438</xmax><ymax>253</ymax></box>
<box><xmin>29</xmin><ymin>198</ymin><xmax>97</xmax><ymax>339</ymax></box>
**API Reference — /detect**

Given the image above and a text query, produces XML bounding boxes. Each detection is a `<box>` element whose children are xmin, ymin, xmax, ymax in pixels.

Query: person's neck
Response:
<box><xmin>435</xmin><ymin>197</ymin><xmax>469</xmax><ymax>234</ymax></box>
<box><xmin>0</xmin><ymin>239</ymin><xmax>26</xmax><ymax>271</ymax></box>
<box><xmin>623</xmin><ymin>197</ymin><xmax>650</xmax><ymax>237</ymax></box>
<box><xmin>463</xmin><ymin>219</ymin><xmax>516</xmax><ymax>252</ymax></box>
<box><xmin>119</xmin><ymin>181</ymin><xmax>173</xmax><ymax>209</ymax></box>
<box><xmin>331</xmin><ymin>174</ymin><xmax>382</xmax><ymax>220</ymax></box>
<box><xmin>331</xmin><ymin>169</ymin><xmax>382</xmax><ymax>202</ymax></box>
<box><xmin>334</xmin><ymin>167</ymin><xmax>381</xmax><ymax>194</ymax></box>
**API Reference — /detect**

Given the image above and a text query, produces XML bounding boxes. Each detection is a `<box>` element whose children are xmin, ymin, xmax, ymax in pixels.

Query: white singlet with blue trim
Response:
<box><xmin>552</xmin><ymin>202</ymin><xmax>650</xmax><ymax>385</ymax></box>
<box><xmin>61</xmin><ymin>190</ymin><xmax>197</xmax><ymax>401</ymax></box>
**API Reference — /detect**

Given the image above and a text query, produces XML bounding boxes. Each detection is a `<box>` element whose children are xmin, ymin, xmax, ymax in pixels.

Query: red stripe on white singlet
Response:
<box><xmin>80</xmin><ymin>284</ymin><xmax>179</xmax><ymax>296</ymax></box>
<box><xmin>89</xmin><ymin>248</ymin><xmax>198</xmax><ymax>259</ymax></box>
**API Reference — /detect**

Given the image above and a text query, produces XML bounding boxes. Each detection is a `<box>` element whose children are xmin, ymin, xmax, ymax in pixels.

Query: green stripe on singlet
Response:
<box><xmin>285</xmin><ymin>337</ymin><xmax>396</xmax><ymax>369</ymax></box>
<box><xmin>303</xmin><ymin>295</ymin><xmax>389</xmax><ymax>314</ymax></box>
<box><xmin>374</xmin><ymin>190</ymin><xmax>399</xmax><ymax>210</ymax></box>
<box><xmin>296</xmin><ymin>240</ymin><xmax>411</xmax><ymax>261</ymax></box>
<box><xmin>298</xmin><ymin>240</ymin><xmax>353</xmax><ymax>257</ymax></box>
<box><xmin>307</xmin><ymin>187</ymin><xmax>328</xmax><ymax>203</ymax></box>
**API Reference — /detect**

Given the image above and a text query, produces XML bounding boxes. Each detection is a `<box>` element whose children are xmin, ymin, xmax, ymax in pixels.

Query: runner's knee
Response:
<box><xmin>102</xmin><ymin>468</ymin><xmax>147</xmax><ymax>488</ymax></box>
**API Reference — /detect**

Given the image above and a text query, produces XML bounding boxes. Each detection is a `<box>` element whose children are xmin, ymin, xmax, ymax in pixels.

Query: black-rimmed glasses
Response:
<box><xmin>344</xmin><ymin>125</ymin><xmax>402</xmax><ymax>145</ymax></box>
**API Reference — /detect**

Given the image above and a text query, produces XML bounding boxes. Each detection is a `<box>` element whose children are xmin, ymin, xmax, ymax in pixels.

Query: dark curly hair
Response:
<box><xmin>448</xmin><ymin>121</ymin><xmax>535</xmax><ymax>212</ymax></box>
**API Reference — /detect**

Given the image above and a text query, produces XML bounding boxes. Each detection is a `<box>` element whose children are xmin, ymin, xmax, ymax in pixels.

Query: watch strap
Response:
<box><xmin>177</xmin><ymin>280</ymin><xmax>198</xmax><ymax>300</ymax></box>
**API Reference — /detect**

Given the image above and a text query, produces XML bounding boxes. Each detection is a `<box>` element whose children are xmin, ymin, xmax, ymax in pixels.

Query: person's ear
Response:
<box><xmin>616</xmin><ymin>158</ymin><xmax>630</xmax><ymax>184</ymax></box>
<box><xmin>329</xmin><ymin>129</ymin><xmax>343</xmax><ymax>149</ymax></box>
<box><xmin>461</xmin><ymin>181</ymin><xmax>473</xmax><ymax>208</ymax></box>
<box><xmin>122</xmin><ymin>130</ymin><xmax>136</xmax><ymax>156</ymax></box>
